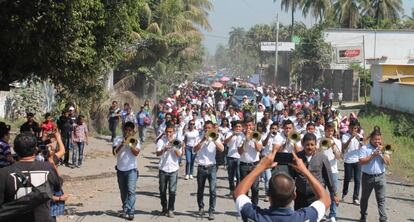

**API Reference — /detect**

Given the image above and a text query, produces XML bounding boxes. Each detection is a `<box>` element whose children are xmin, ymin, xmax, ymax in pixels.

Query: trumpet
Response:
<box><xmin>251</xmin><ymin>131</ymin><xmax>261</xmax><ymax>141</ymax></box>
<box><xmin>207</xmin><ymin>131</ymin><xmax>219</xmax><ymax>141</ymax></box>
<box><xmin>125</xmin><ymin>136</ymin><xmax>138</xmax><ymax>148</ymax></box>
<box><xmin>172</xmin><ymin>139</ymin><xmax>182</xmax><ymax>150</ymax></box>
<box><xmin>384</xmin><ymin>144</ymin><xmax>394</xmax><ymax>155</ymax></box>
<box><xmin>320</xmin><ymin>138</ymin><xmax>332</xmax><ymax>150</ymax></box>
<box><xmin>288</xmin><ymin>132</ymin><xmax>301</xmax><ymax>143</ymax></box>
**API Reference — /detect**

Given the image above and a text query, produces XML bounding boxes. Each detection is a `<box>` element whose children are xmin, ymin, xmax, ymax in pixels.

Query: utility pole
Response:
<box><xmin>363</xmin><ymin>35</ymin><xmax>367</xmax><ymax>104</ymax></box>
<box><xmin>275</xmin><ymin>14</ymin><xmax>279</xmax><ymax>85</ymax></box>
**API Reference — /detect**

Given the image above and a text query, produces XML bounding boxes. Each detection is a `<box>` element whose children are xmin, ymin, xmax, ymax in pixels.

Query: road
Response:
<box><xmin>59</xmin><ymin>132</ymin><xmax>414</xmax><ymax>222</ymax></box>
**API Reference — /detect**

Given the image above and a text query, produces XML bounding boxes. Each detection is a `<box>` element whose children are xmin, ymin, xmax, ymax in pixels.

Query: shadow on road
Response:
<box><xmin>336</xmin><ymin>216</ymin><xmax>360</xmax><ymax>221</ymax></box>
<box><xmin>386</xmin><ymin>195</ymin><xmax>414</xmax><ymax>202</ymax></box>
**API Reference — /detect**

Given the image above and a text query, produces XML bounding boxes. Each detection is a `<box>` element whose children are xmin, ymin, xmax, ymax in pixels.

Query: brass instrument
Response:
<box><xmin>384</xmin><ymin>144</ymin><xmax>394</xmax><ymax>155</ymax></box>
<box><xmin>172</xmin><ymin>139</ymin><xmax>182</xmax><ymax>150</ymax></box>
<box><xmin>320</xmin><ymin>138</ymin><xmax>332</xmax><ymax>150</ymax></box>
<box><xmin>207</xmin><ymin>131</ymin><xmax>219</xmax><ymax>141</ymax></box>
<box><xmin>125</xmin><ymin>136</ymin><xmax>138</xmax><ymax>148</ymax></box>
<box><xmin>288</xmin><ymin>132</ymin><xmax>301</xmax><ymax>143</ymax></box>
<box><xmin>252</xmin><ymin>131</ymin><xmax>262</xmax><ymax>141</ymax></box>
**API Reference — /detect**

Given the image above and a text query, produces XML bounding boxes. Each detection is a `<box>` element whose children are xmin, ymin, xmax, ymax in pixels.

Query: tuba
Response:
<box><xmin>207</xmin><ymin>131</ymin><xmax>219</xmax><ymax>141</ymax></box>
<box><xmin>288</xmin><ymin>132</ymin><xmax>301</xmax><ymax>144</ymax></box>
<box><xmin>125</xmin><ymin>136</ymin><xmax>138</xmax><ymax>148</ymax></box>
<box><xmin>320</xmin><ymin>138</ymin><xmax>332</xmax><ymax>150</ymax></box>
<box><xmin>384</xmin><ymin>144</ymin><xmax>394</xmax><ymax>155</ymax></box>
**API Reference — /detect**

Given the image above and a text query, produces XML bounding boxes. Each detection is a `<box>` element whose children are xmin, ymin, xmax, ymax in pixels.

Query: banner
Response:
<box><xmin>335</xmin><ymin>46</ymin><xmax>363</xmax><ymax>64</ymax></box>
<box><xmin>260</xmin><ymin>42</ymin><xmax>295</xmax><ymax>52</ymax></box>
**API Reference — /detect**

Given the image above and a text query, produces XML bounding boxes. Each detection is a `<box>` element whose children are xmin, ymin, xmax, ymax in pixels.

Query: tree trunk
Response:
<box><xmin>291</xmin><ymin>2</ymin><xmax>295</xmax><ymax>38</ymax></box>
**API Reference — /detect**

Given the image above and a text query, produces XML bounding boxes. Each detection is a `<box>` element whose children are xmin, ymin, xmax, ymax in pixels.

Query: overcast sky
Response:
<box><xmin>202</xmin><ymin>0</ymin><xmax>414</xmax><ymax>54</ymax></box>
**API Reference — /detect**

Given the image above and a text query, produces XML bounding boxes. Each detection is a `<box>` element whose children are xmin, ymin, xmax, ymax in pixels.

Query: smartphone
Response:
<box><xmin>274</xmin><ymin>152</ymin><xmax>293</xmax><ymax>165</ymax></box>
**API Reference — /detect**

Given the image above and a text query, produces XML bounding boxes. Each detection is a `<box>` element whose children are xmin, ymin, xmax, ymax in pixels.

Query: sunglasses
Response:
<box><xmin>189</xmin><ymin>123</ymin><xmax>195</xmax><ymax>125</ymax></box>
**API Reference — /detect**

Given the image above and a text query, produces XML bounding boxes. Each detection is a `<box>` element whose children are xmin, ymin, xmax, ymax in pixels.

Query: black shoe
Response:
<box><xmin>118</xmin><ymin>212</ymin><xmax>126</xmax><ymax>218</ymax></box>
<box><xmin>208</xmin><ymin>212</ymin><xmax>215</xmax><ymax>220</ymax></box>
<box><xmin>161</xmin><ymin>209</ymin><xmax>168</xmax><ymax>216</ymax></box>
<box><xmin>126</xmin><ymin>214</ymin><xmax>134</xmax><ymax>221</ymax></box>
<box><xmin>198</xmin><ymin>208</ymin><xmax>205</xmax><ymax>217</ymax></box>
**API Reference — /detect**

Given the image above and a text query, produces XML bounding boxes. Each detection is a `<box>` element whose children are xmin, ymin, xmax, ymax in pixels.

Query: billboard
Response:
<box><xmin>335</xmin><ymin>46</ymin><xmax>363</xmax><ymax>64</ymax></box>
<box><xmin>260</xmin><ymin>42</ymin><xmax>295</xmax><ymax>52</ymax></box>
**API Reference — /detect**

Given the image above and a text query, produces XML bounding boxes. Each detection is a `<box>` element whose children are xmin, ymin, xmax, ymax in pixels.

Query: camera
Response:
<box><xmin>37</xmin><ymin>139</ymin><xmax>52</xmax><ymax>160</ymax></box>
<box><xmin>274</xmin><ymin>152</ymin><xmax>293</xmax><ymax>165</ymax></box>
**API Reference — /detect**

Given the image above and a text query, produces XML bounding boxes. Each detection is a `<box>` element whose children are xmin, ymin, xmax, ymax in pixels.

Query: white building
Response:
<box><xmin>324</xmin><ymin>28</ymin><xmax>414</xmax><ymax>69</ymax></box>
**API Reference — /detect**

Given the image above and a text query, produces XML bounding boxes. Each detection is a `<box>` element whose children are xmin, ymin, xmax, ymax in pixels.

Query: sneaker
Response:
<box><xmin>167</xmin><ymin>210</ymin><xmax>175</xmax><ymax>218</ymax></box>
<box><xmin>189</xmin><ymin>175</ymin><xmax>194</xmax><ymax>180</ymax></box>
<box><xmin>118</xmin><ymin>212</ymin><xmax>127</xmax><ymax>218</ymax></box>
<box><xmin>76</xmin><ymin>165</ymin><xmax>81</xmax><ymax>168</ymax></box>
<box><xmin>126</xmin><ymin>214</ymin><xmax>134</xmax><ymax>221</ymax></box>
<box><xmin>342</xmin><ymin>194</ymin><xmax>346</xmax><ymax>201</ymax></box>
<box><xmin>198</xmin><ymin>208</ymin><xmax>205</xmax><ymax>217</ymax></box>
<box><xmin>263</xmin><ymin>196</ymin><xmax>269</xmax><ymax>202</ymax></box>
<box><xmin>330</xmin><ymin>217</ymin><xmax>337</xmax><ymax>222</ymax></box>
<box><xmin>208</xmin><ymin>212</ymin><xmax>215</xmax><ymax>220</ymax></box>
<box><xmin>185</xmin><ymin>175</ymin><xmax>189</xmax><ymax>180</ymax></box>
<box><xmin>353</xmin><ymin>199</ymin><xmax>360</xmax><ymax>205</ymax></box>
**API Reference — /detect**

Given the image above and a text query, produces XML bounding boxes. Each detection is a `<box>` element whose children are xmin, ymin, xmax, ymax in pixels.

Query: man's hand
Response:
<box><xmin>334</xmin><ymin>195</ymin><xmax>340</xmax><ymax>206</ymax></box>
<box><xmin>290</xmin><ymin>151</ymin><xmax>307</xmax><ymax>174</ymax></box>
<box><xmin>257</xmin><ymin>151</ymin><xmax>278</xmax><ymax>170</ymax></box>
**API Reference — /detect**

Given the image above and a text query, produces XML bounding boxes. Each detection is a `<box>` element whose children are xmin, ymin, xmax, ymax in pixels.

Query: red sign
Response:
<box><xmin>339</xmin><ymin>49</ymin><xmax>361</xmax><ymax>58</ymax></box>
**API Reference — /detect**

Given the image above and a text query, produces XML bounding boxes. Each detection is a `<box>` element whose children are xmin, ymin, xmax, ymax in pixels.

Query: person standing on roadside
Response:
<box><xmin>57</xmin><ymin>110</ymin><xmax>74</xmax><ymax>167</ymax></box>
<box><xmin>72</xmin><ymin>115</ymin><xmax>89</xmax><ymax>168</ymax></box>
<box><xmin>108</xmin><ymin>101</ymin><xmax>121</xmax><ymax>142</ymax></box>
<box><xmin>113</xmin><ymin>122</ymin><xmax>140</xmax><ymax>221</ymax></box>
<box><xmin>20</xmin><ymin>112</ymin><xmax>41</xmax><ymax>138</ymax></box>
<box><xmin>136</xmin><ymin>106</ymin><xmax>151</xmax><ymax>143</ymax></box>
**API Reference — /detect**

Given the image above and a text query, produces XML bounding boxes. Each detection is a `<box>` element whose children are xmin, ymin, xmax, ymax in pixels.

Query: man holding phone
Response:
<box><xmin>234</xmin><ymin>147</ymin><xmax>330</xmax><ymax>222</ymax></box>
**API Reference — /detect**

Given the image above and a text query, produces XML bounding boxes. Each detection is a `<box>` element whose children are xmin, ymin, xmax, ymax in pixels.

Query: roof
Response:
<box><xmin>325</xmin><ymin>28</ymin><xmax>414</xmax><ymax>34</ymax></box>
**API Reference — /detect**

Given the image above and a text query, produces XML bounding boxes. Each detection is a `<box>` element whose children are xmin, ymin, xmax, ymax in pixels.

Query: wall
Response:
<box><xmin>371</xmin><ymin>82</ymin><xmax>414</xmax><ymax>114</ymax></box>
<box><xmin>324</xmin><ymin>29</ymin><xmax>414</xmax><ymax>69</ymax></box>
<box><xmin>0</xmin><ymin>91</ymin><xmax>10</xmax><ymax>118</ymax></box>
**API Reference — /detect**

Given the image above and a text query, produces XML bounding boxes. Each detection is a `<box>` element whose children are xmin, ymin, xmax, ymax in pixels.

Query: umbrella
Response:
<box><xmin>211</xmin><ymin>82</ymin><xmax>224</xmax><ymax>89</ymax></box>
<box><xmin>220</xmin><ymin>76</ymin><xmax>230</xmax><ymax>82</ymax></box>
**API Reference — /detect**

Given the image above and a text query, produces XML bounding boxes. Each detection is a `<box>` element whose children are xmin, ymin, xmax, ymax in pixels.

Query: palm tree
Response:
<box><xmin>334</xmin><ymin>0</ymin><xmax>368</xmax><ymax>28</ymax></box>
<box><xmin>367</xmin><ymin>0</ymin><xmax>403</xmax><ymax>25</ymax></box>
<box><xmin>301</xmin><ymin>0</ymin><xmax>332</xmax><ymax>22</ymax></box>
<box><xmin>277</xmin><ymin>0</ymin><xmax>302</xmax><ymax>37</ymax></box>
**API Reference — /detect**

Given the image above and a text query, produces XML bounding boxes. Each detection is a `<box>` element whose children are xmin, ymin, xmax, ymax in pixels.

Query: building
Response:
<box><xmin>369</xmin><ymin>59</ymin><xmax>414</xmax><ymax>115</ymax></box>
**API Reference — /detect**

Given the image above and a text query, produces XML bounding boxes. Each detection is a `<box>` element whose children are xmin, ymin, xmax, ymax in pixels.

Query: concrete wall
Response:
<box><xmin>324</xmin><ymin>29</ymin><xmax>414</xmax><ymax>69</ymax></box>
<box><xmin>371</xmin><ymin>82</ymin><xmax>414</xmax><ymax>114</ymax></box>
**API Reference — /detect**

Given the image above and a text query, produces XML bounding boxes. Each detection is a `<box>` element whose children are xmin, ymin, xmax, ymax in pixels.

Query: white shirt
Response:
<box><xmin>113</xmin><ymin>136</ymin><xmax>140</xmax><ymax>171</ymax></box>
<box><xmin>315</xmin><ymin>125</ymin><xmax>325</xmax><ymax>140</ymax></box>
<box><xmin>156</xmin><ymin>136</ymin><xmax>181</xmax><ymax>173</ymax></box>
<box><xmin>239</xmin><ymin>136</ymin><xmax>261</xmax><ymax>163</ymax></box>
<box><xmin>225</xmin><ymin>132</ymin><xmax>244</xmax><ymax>159</ymax></box>
<box><xmin>323</xmin><ymin>138</ymin><xmax>342</xmax><ymax>173</ymax></box>
<box><xmin>227</xmin><ymin>114</ymin><xmax>240</xmax><ymax>123</ymax></box>
<box><xmin>262</xmin><ymin>133</ymin><xmax>277</xmax><ymax>156</ymax></box>
<box><xmin>255</xmin><ymin>111</ymin><xmax>264</xmax><ymax>123</ymax></box>
<box><xmin>184</xmin><ymin>129</ymin><xmax>199</xmax><ymax>147</ymax></box>
<box><xmin>273</xmin><ymin>133</ymin><xmax>301</xmax><ymax>153</ymax></box>
<box><xmin>275</xmin><ymin>101</ymin><xmax>284</xmax><ymax>111</ymax></box>
<box><xmin>196</xmin><ymin>136</ymin><xmax>218</xmax><ymax>166</ymax></box>
<box><xmin>342</xmin><ymin>133</ymin><xmax>362</xmax><ymax>163</ymax></box>
<box><xmin>218</xmin><ymin>101</ymin><xmax>225</xmax><ymax>112</ymax></box>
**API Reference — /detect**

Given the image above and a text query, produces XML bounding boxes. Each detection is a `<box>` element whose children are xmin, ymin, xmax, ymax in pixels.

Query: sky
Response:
<box><xmin>202</xmin><ymin>0</ymin><xmax>414</xmax><ymax>54</ymax></box>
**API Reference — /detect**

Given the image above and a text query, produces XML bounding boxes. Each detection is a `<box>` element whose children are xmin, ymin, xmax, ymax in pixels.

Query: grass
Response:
<box><xmin>358</xmin><ymin>104</ymin><xmax>414</xmax><ymax>183</ymax></box>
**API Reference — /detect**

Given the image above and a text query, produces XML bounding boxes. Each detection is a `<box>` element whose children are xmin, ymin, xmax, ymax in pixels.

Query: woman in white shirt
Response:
<box><xmin>183</xmin><ymin>120</ymin><xmax>199</xmax><ymax>180</ymax></box>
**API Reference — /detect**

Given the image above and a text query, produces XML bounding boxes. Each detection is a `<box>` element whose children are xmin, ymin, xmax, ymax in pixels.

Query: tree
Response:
<box><xmin>333</xmin><ymin>0</ymin><xmax>368</xmax><ymax>28</ymax></box>
<box><xmin>291</xmin><ymin>25</ymin><xmax>331</xmax><ymax>89</ymax></box>
<box><xmin>301</xmin><ymin>0</ymin><xmax>332</xmax><ymax>22</ymax></box>
<box><xmin>278</xmin><ymin>0</ymin><xmax>302</xmax><ymax>37</ymax></box>
<box><xmin>367</xmin><ymin>0</ymin><xmax>403</xmax><ymax>25</ymax></box>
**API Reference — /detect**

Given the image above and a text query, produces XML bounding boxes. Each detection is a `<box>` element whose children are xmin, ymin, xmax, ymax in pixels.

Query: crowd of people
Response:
<box><xmin>110</xmin><ymin>81</ymin><xmax>391</xmax><ymax>222</ymax></box>
<box><xmin>0</xmin><ymin>80</ymin><xmax>392</xmax><ymax>222</ymax></box>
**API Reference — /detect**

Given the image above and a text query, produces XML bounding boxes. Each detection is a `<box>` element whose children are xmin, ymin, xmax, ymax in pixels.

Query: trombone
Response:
<box><xmin>320</xmin><ymin>138</ymin><xmax>332</xmax><ymax>150</ymax></box>
<box><xmin>288</xmin><ymin>132</ymin><xmax>301</xmax><ymax>144</ymax></box>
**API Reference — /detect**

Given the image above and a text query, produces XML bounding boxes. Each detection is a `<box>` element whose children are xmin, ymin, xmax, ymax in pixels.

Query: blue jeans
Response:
<box><xmin>72</xmin><ymin>142</ymin><xmax>85</xmax><ymax>166</ymax></box>
<box><xmin>185</xmin><ymin>146</ymin><xmax>196</xmax><ymax>176</ymax></box>
<box><xmin>138</xmin><ymin>125</ymin><xmax>146</xmax><ymax>142</ymax></box>
<box><xmin>329</xmin><ymin>173</ymin><xmax>339</xmax><ymax>218</ymax></box>
<box><xmin>226</xmin><ymin>157</ymin><xmax>240</xmax><ymax>192</ymax></box>
<box><xmin>117</xmin><ymin>169</ymin><xmax>138</xmax><ymax>215</ymax></box>
<box><xmin>159</xmin><ymin>170</ymin><xmax>178</xmax><ymax>211</ymax></box>
<box><xmin>360</xmin><ymin>173</ymin><xmax>387</xmax><ymax>222</ymax></box>
<box><xmin>197</xmin><ymin>165</ymin><xmax>217</xmax><ymax>212</ymax></box>
<box><xmin>240</xmin><ymin>162</ymin><xmax>260</xmax><ymax>205</ymax></box>
<box><xmin>343</xmin><ymin>162</ymin><xmax>361</xmax><ymax>200</ymax></box>
<box><xmin>62</xmin><ymin>134</ymin><xmax>72</xmax><ymax>164</ymax></box>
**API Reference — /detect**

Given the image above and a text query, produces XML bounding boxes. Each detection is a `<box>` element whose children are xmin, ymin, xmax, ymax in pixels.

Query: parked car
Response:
<box><xmin>231</xmin><ymin>87</ymin><xmax>256</xmax><ymax>109</ymax></box>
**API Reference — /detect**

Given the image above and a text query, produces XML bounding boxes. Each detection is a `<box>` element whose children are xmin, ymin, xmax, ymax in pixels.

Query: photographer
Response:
<box><xmin>0</xmin><ymin>132</ymin><xmax>62</xmax><ymax>222</ymax></box>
